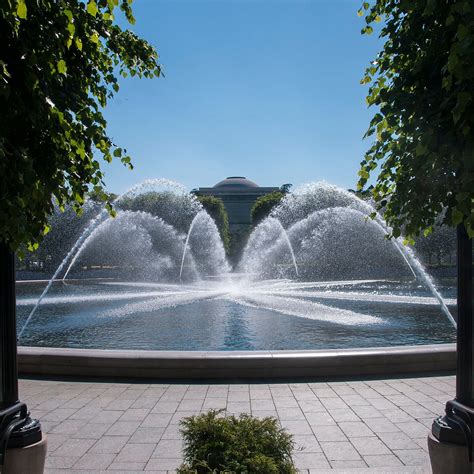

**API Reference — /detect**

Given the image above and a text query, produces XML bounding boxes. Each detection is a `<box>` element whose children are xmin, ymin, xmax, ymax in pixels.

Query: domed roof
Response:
<box><xmin>213</xmin><ymin>177</ymin><xmax>259</xmax><ymax>188</ymax></box>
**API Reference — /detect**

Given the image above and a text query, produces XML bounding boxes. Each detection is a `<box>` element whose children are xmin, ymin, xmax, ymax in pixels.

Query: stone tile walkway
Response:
<box><xmin>20</xmin><ymin>374</ymin><xmax>455</xmax><ymax>473</ymax></box>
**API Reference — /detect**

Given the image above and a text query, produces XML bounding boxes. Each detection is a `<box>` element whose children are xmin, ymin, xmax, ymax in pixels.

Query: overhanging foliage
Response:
<box><xmin>0</xmin><ymin>0</ymin><xmax>161</xmax><ymax>251</ymax></box>
<box><xmin>358</xmin><ymin>0</ymin><xmax>474</xmax><ymax>240</ymax></box>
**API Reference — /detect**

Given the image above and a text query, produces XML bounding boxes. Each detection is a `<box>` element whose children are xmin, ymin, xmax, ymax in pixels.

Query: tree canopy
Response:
<box><xmin>0</xmin><ymin>0</ymin><xmax>161</xmax><ymax>252</ymax></box>
<box><xmin>358</xmin><ymin>0</ymin><xmax>474</xmax><ymax>240</ymax></box>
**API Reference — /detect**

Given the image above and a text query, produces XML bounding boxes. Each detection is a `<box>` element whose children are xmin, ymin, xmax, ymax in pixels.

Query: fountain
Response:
<box><xmin>15</xmin><ymin>180</ymin><xmax>457</xmax><ymax>352</ymax></box>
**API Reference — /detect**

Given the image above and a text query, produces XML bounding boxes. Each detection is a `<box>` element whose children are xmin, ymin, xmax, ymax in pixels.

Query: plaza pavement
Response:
<box><xmin>19</xmin><ymin>374</ymin><xmax>456</xmax><ymax>473</ymax></box>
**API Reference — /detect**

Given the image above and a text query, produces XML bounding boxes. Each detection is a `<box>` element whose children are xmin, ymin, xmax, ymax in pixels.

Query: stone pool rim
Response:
<box><xmin>17</xmin><ymin>343</ymin><xmax>456</xmax><ymax>379</ymax></box>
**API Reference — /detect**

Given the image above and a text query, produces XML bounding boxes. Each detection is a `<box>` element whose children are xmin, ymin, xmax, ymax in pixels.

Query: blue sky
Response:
<box><xmin>103</xmin><ymin>0</ymin><xmax>382</xmax><ymax>193</ymax></box>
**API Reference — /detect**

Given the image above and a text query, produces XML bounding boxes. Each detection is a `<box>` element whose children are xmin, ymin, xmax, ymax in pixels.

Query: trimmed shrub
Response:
<box><xmin>178</xmin><ymin>410</ymin><xmax>296</xmax><ymax>474</ymax></box>
<box><xmin>196</xmin><ymin>195</ymin><xmax>230</xmax><ymax>252</ymax></box>
<box><xmin>251</xmin><ymin>192</ymin><xmax>284</xmax><ymax>226</ymax></box>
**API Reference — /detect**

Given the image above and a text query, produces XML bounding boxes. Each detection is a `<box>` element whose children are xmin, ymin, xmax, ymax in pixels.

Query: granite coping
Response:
<box><xmin>18</xmin><ymin>344</ymin><xmax>456</xmax><ymax>379</ymax></box>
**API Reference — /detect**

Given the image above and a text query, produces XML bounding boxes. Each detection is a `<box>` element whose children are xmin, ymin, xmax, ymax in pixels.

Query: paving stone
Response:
<box><xmin>228</xmin><ymin>384</ymin><xmax>249</xmax><ymax>391</ymax></box>
<box><xmin>293</xmin><ymin>391</ymin><xmax>318</xmax><ymax>401</ymax></box>
<box><xmin>177</xmin><ymin>399</ymin><xmax>204</xmax><ymax>410</ymax></box>
<box><xmin>401</xmin><ymin>404</ymin><xmax>436</xmax><ymax>418</ymax></box>
<box><xmin>132</xmin><ymin>398</ymin><xmax>157</xmax><ymax>409</ymax></box>
<box><xmin>227</xmin><ymin>391</ymin><xmax>250</xmax><ymax>401</ymax></box>
<box><xmin>107</xmin><ymin>420</ymin><xmax>141</xmax><ymax>436</ymax></box>
<box><xmin>277</xmin><ymin>407</ymin><xmax>307</xmax><ymax>420</ymax></box>
<box><xmin>369</xmin><ymin>397</ymin><xmax>398</xmax><ymax>410</ymax></box>
<box><xmin>250</xmin><ymin>409</ymin><xmax>278</xmax><ymax>419</ymax></box>
<box><xmin>45</xmin><ymin>455</ymin><xmax>81</xmax><ymax>469</ymax></box>
<box><xmin>119</xmin><ymin>408</ymin><xmax>151</xmax><ymax>422</ymax></box>
<box><xmin>312</xmin><ymin>424</ymin><xmax>347</xmax><ymax>442</ymax></box>
<box><xmin>330</xmin><ymin>385</ymin><xmax>357</xmax><ymax>396</ymax></box>
<box><xmin>73</xmin><ymin>453</ymin><xmax>116</xmax><ymax>469</ymax></box>
<box><xmin>114</xmin><ymin>443</ymin><xmax>156</xmax><ymax>463</ymax></box>
<box><xmin>151</xmin><ymin>402</ymin><xmax>180</xmax><ymax>413</ymax></box>
<box><xmin>93</xmin><ymin>410</ymin><xmax>124</xmax><ymax>424</ymax></box>
<box><xmin>293</xmin><ymin>435</ymin><xmax>322</xmax><ymax>453</ymax></box>
<box><xmin>393</xmin><ymin>448</ymin><xmax>431</xmax><ymax>466</ymax></box>
<box><xmin>321</xmin><ymin>398</ymin><xmax>348</xmax><ymax>410</ymax></box>
<box><xmin>339</xmin><ymin>394</ymin><xmax>370</xmax><ymax>407</ymax></box>
<box><xmin>395</xmin><ymin>421</ymin><xmax>430</xmax><ymax>438</ymax></box>
<box><xmin>249</xmin><ymin>389</ymin><xmax>272</xmax><ymax>399</ymax></box>
<box><xmin>152</xmin><ymin>438</ymin><xmax>183</xmax><ymax>458</ymax></box>
<box><xmin>107</xmin><ymin>399</ymin><xmax>135</xmax><ymax>410</ymax></box>
<box><xmin>129</xmin><ymin>427</ymin><xmax>165</xmax><ymax>443</ymax></box>
<box><xmin>107</xmin><ymin>461</ymin><xmax>147</xmax><ymax>471</ymax></box>
<box><xmin>310</xmin><ymin>387</ymin><xmax>338</xmax><ymax>398</ymax></box>
<box><xmin>73</xmin><ymin>422</ymin><xmax>113</xmax><ymax>439</ymax></box>
<box><xmin>364</xmin><ymin>417</ymin><xmax>401</xmax><ymax>433</ymax></box>
<box><xmin>90</xmin><ymin>436</ymin><xmax>129</xmax><ymax>454</ymax></box>
<box><xmin>281</xmin><ymin>419</ymin><xmax>313</xmax><ymax>435</ymax></box>
<box><xmin>41</xmin><ymin>407</ymin><xmax>77</xmax><ymax>422</ymax></box>
<box><xmin>293</xmin><ymin>452</ymin><xmax>330</xmax><ymax>469</ymax></box>
<box><xmin>141</xmin><ymin>414</ymin><xmax>173</xmax><ymax>428</ymax></box>
<box><xmin>160</xmin><ymin>392</ymin><xmax>185</xmax><ymax>402</ymax></box>
<box><xmin>53</xmin><ymin>438</ymin><xmax>95</xmax><ymax>457</ymax></box>
<box><xmin>273</xmin><ymin>396</ymin><xmax>300</xmax><ymax>408</ymax></box>
<box><xmin>386</xmin><ymin>394</ymin><xmax>417</xmax><ymax>407</ymax></box>
<box><xmin>43</xmin><ymin>433</ymin><xmax>68</xmax><ymax>453</ymax></box>
<box><xmin>338</xmin><ymin>421</ymin><xmax>374</xmax><ymax>438</ymax></box>
<box><xmin>202</xmin><ymin>397</ymin><xmax>227</xmax><ymax>410</ymax></box>
<box><xmin>351</xmin><ymin>405</ymin><xmax>383</xmax><ymax>419</ymax></box>
<box><xmin>350</xmin><ymin>436</ymin><xmax>392</xmax><ymax>455</ymax></box>
<box><xmin>364</xmin><ymin>453</ymin><xmax>404</xmax><ymax>467</ymax></box>
<box><xmin>145</xmin><ymin>457</ymin><xmax>182</xmax><ymax>470</ymax></box>
<box><xmin>160</xmin><ymin>424</ymin><xmax>181</xmax><ymax>439</ymax></box>
<box><xmin>49</xmin><ymin>418</ymin><xmax>87</xmax><ymax>435</ymax></box>
<box><xmin>305</xmin><ymin>411</ymin><xmax>336</xmax><ymax>426</ymax></box>
<box><xmin>378</xmin><ymin>431</ymin><xmax>419</xmax><ymax>450</ymax></box>
<box><xmin>320</xmin><ymin>441</ymin><xmax>362</xmax><ymax>461</ymax></box>
<box><xmin>328</xmin><ymin>408</ymin><xmax>359</xmax><ymax>423</ymax></box>
<box><xmin>298</xmin><ymin>400</ymin><xmax>325</xmax><ymax>412</ymax></box>
<box><xmin>69</xmin><ymin>406</ymin><xmax>102</xmax><ymax>420</ymax></box>
<box><xmin>381</xmin><ymin>407</ymin><xmax>416</xmax><ymax>422</ymax></box>
<box><xmin>206</xmin><ymin>387</ymin><xmax>229</xmax><ymax>398</ymax></box>
<box><xmin>85</xmin><ymin>396</ymin><xmax>117</xmax><ymax>408</ymax></box>
<box><xmin>330</xmin><ymin>459</ymin><xmax>368</xmax><ymax>468</ymax></box>
<box><xmin>226</xmin><ymin>401</ymin><xmax>251</xmax><ymax>413</ymax></box>
<box><xmin>250</xmin><ymin>399</ymin><xmax>275</xmax><ymax>410</ymax></box>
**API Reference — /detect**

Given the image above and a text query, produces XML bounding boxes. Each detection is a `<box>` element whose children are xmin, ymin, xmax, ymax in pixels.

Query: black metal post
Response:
<box><xmin>0</xmin><ymin>242</ymin><xmax>42</xmax><ymax>466</ymax></box>
<box><xmin>0</xmin><ymin>242</ymin><xmax>20</xmax><ymax>409</ymax></box>
<box><xmin>456</xmin><ymin>224</ymin><xmax>473</xmax><ymax>406</ymax></box>
<box><xmin>432</xmin><ymin>224</ymin><xmax>473</xmax><ymax>460</ymax></box>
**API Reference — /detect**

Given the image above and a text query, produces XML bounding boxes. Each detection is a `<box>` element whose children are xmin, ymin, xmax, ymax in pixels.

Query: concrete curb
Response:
<box><xmin>17</xmin><ymin>344</ymin><xmax>456</xmax><ymax>379</ymax></box>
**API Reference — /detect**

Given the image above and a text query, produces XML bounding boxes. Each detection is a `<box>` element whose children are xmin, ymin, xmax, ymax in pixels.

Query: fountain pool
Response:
<box><xmin>15</xmin><ymin>181</ymin><xmax>457</xmax><ymax>352</ymax></box>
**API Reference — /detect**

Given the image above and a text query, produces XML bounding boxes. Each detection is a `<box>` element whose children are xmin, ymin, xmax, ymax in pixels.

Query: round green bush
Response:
<box><xmin>178</xmin><ymin>409</ymin><xmax>296</xmax><ymax>474</ymax></box>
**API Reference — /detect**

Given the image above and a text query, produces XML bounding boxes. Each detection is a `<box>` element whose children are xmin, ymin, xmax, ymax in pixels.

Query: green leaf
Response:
<box><xmin>87</xmin><ymin>1</ymin><xmax>98</xmax><ymax>17</ymax></box>
<box><xmin>57</xmin><ymin>60</ymin><xmax>67</xmax><ymax>75</ymax></box>
<box><xmin>75</xmin><ymin>38</ymin><xmax>83</xmax><ymax>51</ymax></box>
<box><xmin>452</xmin><ymin>208</ymin><xmax>464</xmax><ymax>226</ymax></box>
<box><xmin>17</xmin><ymin>0</ymin><xmax>27</xmax><ymax>19</ymax></box>
<box><xmin>90</xmin><ymin>32</ymin><xmax>99</xmax><ymax>44</ymax></box>
<box><xmin>423</xmin><ymin>227</ymin><xmax>433</xmax><ymax>237</ymax></box>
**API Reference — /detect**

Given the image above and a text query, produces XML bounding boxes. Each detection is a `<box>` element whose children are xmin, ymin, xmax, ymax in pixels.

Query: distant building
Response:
<box><xmin>196</xmin><ymin>177</ymin><xmax>279</xmax><ymax>231</ymax></box>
